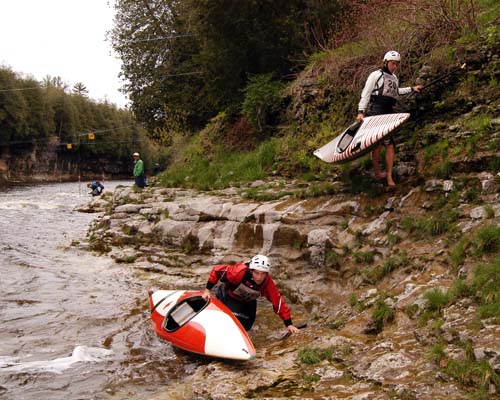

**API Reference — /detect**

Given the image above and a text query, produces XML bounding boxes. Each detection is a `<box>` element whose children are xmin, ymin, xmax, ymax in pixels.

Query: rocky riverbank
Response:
<box><xmin>78</xmin><ymin>170</ymin><xmax>500</xmax><ymax>399</ymax></box>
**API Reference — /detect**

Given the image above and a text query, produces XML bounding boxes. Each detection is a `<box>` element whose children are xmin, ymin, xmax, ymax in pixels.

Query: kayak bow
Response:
<box><xmin>148</xmin><ymin>289</ymin><xmax>256</xmax><ymax>361</ymax></box>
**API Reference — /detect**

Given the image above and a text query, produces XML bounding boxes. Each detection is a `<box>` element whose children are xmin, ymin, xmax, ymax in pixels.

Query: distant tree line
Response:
<box><xmin>110</xmin><ymin>0</ymin><xmax>347</xmax><ymax>133</ymax></box>
<box><xmin>0</xmin><ymin>66</ymin><xmax>154</xmax><ymax>174</ymax></box>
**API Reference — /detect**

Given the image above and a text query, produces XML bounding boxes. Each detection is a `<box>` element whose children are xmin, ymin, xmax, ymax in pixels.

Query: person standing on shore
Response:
<box><xmin>133</xmin><ymin>152</ymin><xmax>147</xmax><ymax>188</ymax></box>
<box><xmin>356</xmin><ymin>51</ymin><xmax>422</xmax><ymax>187</ymax></box>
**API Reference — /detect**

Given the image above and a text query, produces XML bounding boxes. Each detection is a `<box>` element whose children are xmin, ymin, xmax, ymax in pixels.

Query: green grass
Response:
<box><xmin>449</xmin><ymin>240</ymin><xmax>467</xmax><ymax>268</ymax></box>
<box><xmin>325</xmin><ymin>250</ymin><xmax>342</xmax><ymax>270</ymax></box>
<box><xmin>423</xmin><ymin>288</ymin><xmax>451</xmax><ymax>312</ymax></box>
<box><xmin>371</xmin><ymin>299</ymin><xmax>395</xmax><ymax>332</ymax></box>
<box><xmin>429</xmin><ymin>343</ymin><xmax>446</xmax><ymax>364</ymax></box>
<box><xmin>353</xmin><ymin>250</ymin><xmax>375</xmax><ymax>264</ymax></box>
<box><xmin>361</xmin><ymin>251</ymin><xmax>410</xmax><ymax>284</ymax></box>
<box><xmin>161</xmin><ymin>138</ymin><xmax>278</xmax><ymax>190</ymax></box>
<box><xmin>471</xmin><ymin>257</ymin><xmax>500</xmax><ymax>319</ymax></box>
<box><xmin>474</xmin><ymin>225</ymin><xmax>500</xmax><ymax>255</ymax></box>
<box><xmin>403</xmin><ymin>211</ymin><xmax>459</xmax><ymax>239</ymax></box>
<box><xmin>483</xmin><ymin>205</ymin><xmax>495</xmax><ymax>219</ymax></box>
<box><xmin>297</xmin><ymin>346</ymin><xmax>335</xmax><ymax>364</ymax></box>
<box><xmin>424</xmin><ymin>140</ymin><xmax>449</xmax><ymax>163</ymax></box>
<box><xmin>434</xmin><ymin>161</ymin><xmax>453</xmax><ymax>179</ymax></box>
<box><xmin>464</xmin><ymin>114</ymin><xmax>493</xmax><ymax>134</ymax></box>
<box><xmin>444</xmin><ymin>358</ymin><xmax>500</xmax><ymax>392</ymax></box>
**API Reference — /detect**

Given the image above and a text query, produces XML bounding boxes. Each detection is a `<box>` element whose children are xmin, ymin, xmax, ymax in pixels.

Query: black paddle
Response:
<box><xmin>408</xmin><ymin>63</ymin><xmax>467</xmax><ymax>97</ymax></box>
<box><xmin>280</xmin><ymin>322</ymin><xmax>308</xmax><ymax>340</ymax></box>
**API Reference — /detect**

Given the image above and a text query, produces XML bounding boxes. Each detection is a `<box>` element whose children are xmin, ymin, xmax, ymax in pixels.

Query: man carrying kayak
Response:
<box><xmin>356</xmin><ymin>50</ymin><xmax>422</xmax><ymax>187</ymax></box>
<box><xmin>202</xmin><ymin>254</ymin><xmax>300</xmax><ymax>334</ymax></box>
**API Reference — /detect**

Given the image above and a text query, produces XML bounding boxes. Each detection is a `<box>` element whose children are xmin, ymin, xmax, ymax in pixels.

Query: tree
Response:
<box><xmin>0</xmin><ymin>68</ymin><xmax>29</xmax><ymax>143</ymax></box>
<box><xmin>41</xmin><ymin>75</ymin><xmax>68</xmax><ymax>91</ymax></box>
<box><xmin>110</xmin><ymin>0</ymin><xmax>346</xmax><ymax>132</ymax></box>
<box><xmin>72</xmin><ymin>82</ymin><xmax>89</xmax><ymax>96</ymax></box>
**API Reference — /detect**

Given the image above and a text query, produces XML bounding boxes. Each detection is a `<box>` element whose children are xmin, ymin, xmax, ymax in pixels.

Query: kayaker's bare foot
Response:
<box><xmin>375</xmin><ymin>171</ymin><xmax>387</xmax><ymax>180</ymax></box>
<box><xmin>387</xmin><ymin>179</ymin><xmax>396</xmax><ymax>188</ymax></box>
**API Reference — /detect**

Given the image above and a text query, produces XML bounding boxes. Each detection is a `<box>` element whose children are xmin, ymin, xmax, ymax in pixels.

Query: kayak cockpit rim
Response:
<box><xmin>163</xmin><ymin>295</ymin><xmax>209</xmax><ymax>332</ymax></box>
<box><xmin>336</xmin><ymin>122</ymin><xmax>361</xmax><ymax>153</ymax></box>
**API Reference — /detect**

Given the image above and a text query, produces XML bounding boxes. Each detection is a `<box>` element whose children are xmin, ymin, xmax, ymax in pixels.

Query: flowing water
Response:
<box><xmin>0</xmin><ymin>182</ymin><xmax>204</xmax><ymax>400</ymax></box>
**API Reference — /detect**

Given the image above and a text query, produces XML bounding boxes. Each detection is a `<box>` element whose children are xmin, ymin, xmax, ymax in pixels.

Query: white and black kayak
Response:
<box><xmin>148</xmin><ymin>289</ymin><xmax>256</xmax><ymax>361</ymax></box>
<box><xmin>313</xmin><ymin>113</ymin><xmax>410</xmax><ymax>163</ymax></box>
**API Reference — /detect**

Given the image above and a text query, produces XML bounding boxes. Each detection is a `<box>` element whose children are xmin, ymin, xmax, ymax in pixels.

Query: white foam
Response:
<box><xmin>0</xmin><ymin>346</ymin><xmax>113</xmax><ymax>374</ymax></box>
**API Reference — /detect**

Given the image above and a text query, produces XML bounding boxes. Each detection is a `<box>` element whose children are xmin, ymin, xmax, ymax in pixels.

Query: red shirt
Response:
<box><xmin>206</xmin><ymin>262</ymin><xmax>293</xmax><ymax>326</ymax></box>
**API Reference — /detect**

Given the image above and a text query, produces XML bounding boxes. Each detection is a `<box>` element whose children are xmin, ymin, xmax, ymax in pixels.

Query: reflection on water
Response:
<box><xmin>0</xmin><ymin>182</ymin><xmax>197</xmax><ymax>400</ymax></box>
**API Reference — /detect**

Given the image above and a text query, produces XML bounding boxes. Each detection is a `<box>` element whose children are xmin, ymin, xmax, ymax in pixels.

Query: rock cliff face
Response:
<box><xmin>80</xmin><ymin>173</ymin><xmax>500</xmax><ymax>399</ymax></box>
<box><xmin>0</xmin><ymin>138</ymin><xmax>130</xmax><ymax>184</ymax></box>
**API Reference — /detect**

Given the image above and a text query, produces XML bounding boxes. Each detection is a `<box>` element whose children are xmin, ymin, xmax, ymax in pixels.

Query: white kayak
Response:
<box><xmin>148</xmin><ymin>289</ymin><xmax>256</xmax><ymax>361</ymax></box>
<box><xmin>313</xmin><ymin>113</ymin><xmax>410</xmax><ymax>163</ymax></box>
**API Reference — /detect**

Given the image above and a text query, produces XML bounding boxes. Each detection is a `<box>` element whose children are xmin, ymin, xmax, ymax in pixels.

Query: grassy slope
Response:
<box><xmin>158</xmin><ymin>0</ymin><xmax>499</xmax><ymax>192</ymax></box>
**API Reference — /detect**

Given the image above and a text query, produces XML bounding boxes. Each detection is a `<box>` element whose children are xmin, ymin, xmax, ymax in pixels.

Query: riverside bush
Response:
<box><xmin>471</xmin><ymin>257</ymin><xmax>500</xmax><ymax>319</ymax></box>
<box><xmin>474</xmin><ymin>225</ymin><xmax>500</xmax><ymax>255</ymax></box>
<box><xmin>241</xmin><ymin>74</ymin><xmax>285</xmax><ymax>131</ymax></box>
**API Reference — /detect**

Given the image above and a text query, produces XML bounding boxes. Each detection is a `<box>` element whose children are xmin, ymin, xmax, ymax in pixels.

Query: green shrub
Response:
<box><xmin>429</xmin><ymin>343</ymin><xmax>446</xmax><ymax>364</ymax></box>
<box><xmin>161</xmin><ymin>138</ymin><xmax>280</xmax><ymax>190</ymax></box>
<box><xmin>387</xmin><ymin>232</ymin><xmax>402</xmax><ymax>245</ymax></box>
<box><xmin>424</xmin><ymin>288</ymin><xmax>451</xmax><ymax>311</ymax></box>
<box><xmin>405</xmin><ymin>304</ymin><xmax>420</xmax><ymax>319</ymax></box>
<box><xmin>372</xmin><ymin>300</ymin><xmax>395</xmax><ymax>332</ymax></box>
<box><xmin>303</xmin><ymin>373</ymin><xmax>321</xmax><ymax>383</ymax></box>
<box><xmin>325</xmin><ymin>250</ymin><xmax>342</xmax><ymax>269</ymax></box>
<box><xmin>241</xmin><ymin>73</ymin><xmax>285</xmax><ymax>131</ymax></box>
<box><xmin>424</xmin><ymin>140</ymin><xmax>449</xmax><ymax>163</ymax></box>
<box><xmin>449</xmin><ymin>279</ymin><xmax>471</xmax><ymax>300</ymax></box>
<box><xmin>444</xmin><ymin>359</ymin><xmax>500</xmax><ymax>391</ymax></box>
<box><xmin>348</xmin><ymin>294</ymin><xmax>359</xmax><ymax>307</ymax></box>
<box><xmin>489</xmin><ymin>156</ymin><xmax>500</xmax><ymax>172</ymax></box>
<box><xmin>362</xmin><ymin>251</ymin><xmax>410</xmax><ymax>284</ymax></box>
<box><xmin>484</xmin><ymin>205</ymin><xmax>495</xmax><ymax>219</ymax></box>
<box><xmin>410</xmin><ymin>211</ymin><xmax>459</xmax><ymax>239</ymax></box>
<box><xmin>353</xmin><ymin>250</ymin><xmax>375</xmax><ymax>264</ymax></box>
<box><xmin>471</xmin><ymin>257</ymin><xmax>500</xmax><ymax>319</ymax></box>
<box><xmin>297</xmin><ymin>346</ymin><xmax>335</xmax><ymax>364</ymax></box>
<box><xmin>464</xmin><ymin>113</ymin><xmax>492</xmax><ymax>135</ymax></box>
<box><xmin>449</xmin><ymin>240</ymin><xmax>467</xmax><ymax>268</ymax></box>
<box><xmin>434</xmin><ymin>161</ymin><xmax>453</xmax><ymax>179</ymax></box>
<box><xmin>474</xmin><ymin>225</ymin><xmax>500</xmax><ymax>255</ymax></box>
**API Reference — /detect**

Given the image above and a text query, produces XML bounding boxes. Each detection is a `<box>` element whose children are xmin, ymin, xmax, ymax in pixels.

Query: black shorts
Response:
<box><xmin>367</xmin><ymin>105</ymin><xmax>396</xmax><ymax>146</ymax></box>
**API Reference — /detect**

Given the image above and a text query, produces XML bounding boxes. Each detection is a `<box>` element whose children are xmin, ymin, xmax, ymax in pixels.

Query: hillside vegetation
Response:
<box><xmin>110</xmin><ymin>0</ymin><xmax>500</xmax><ymax>189</ymax></box>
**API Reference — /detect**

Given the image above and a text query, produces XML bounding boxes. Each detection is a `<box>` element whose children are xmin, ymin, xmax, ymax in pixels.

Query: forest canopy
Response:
<box><xmin>110</xmin><ymin>0</ymin><xmax>346</xmax><ymax>131</ymax></box>
<box><xmin>0</xmin><ymin>66</ymin><xmax>154</xmax><ymax>172</ymax></box>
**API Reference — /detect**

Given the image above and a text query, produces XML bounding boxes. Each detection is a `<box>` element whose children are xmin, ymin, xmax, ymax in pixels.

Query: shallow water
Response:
<box><xmin>0</xmin><ymin>182</ymin><xmax>203</xmax><ymax>400</ymax></box>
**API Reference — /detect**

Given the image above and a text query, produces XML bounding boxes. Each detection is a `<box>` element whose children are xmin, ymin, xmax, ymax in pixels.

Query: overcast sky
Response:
<box><xmin>0</xmin><ymin>0</ymin><xmax>127</xmax><ymax>107</ymax></box>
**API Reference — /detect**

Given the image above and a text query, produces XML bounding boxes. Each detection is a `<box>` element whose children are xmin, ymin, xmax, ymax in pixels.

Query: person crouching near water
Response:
<box><xmin>202</xmin><ymin>254</ymin><xmax>300</xmax><ymax>335</ymax></box>
<box><xmin>356</xmin><ymin>50</ymin><xmax>422</xmax><ymax>187</ymax></box>
<box><xmin>87</xmin><ymin>181</ymin><xmax>104</xmax><ymax>196</ymax></box>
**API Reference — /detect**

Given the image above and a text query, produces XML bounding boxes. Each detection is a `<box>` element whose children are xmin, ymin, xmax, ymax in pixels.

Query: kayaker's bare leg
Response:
<box><xmin>385</xmin><ymin>143</ymin><xmax>396</xmax><ymax>187</ymax></box>
<box><xmin>372</xmin><ymin>145</ymin><xmax>386</xmax><ymax>179</ymax></box>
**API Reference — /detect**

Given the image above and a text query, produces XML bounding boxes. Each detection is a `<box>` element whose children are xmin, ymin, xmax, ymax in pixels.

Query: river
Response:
<box><xmin>0</xmin><ymin>182</ymin><xmax>204</xmax><ymax>400</ymax></box>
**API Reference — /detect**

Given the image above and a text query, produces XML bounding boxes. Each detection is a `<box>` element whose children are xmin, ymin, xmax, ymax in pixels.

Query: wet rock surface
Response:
<box><xmin>80</xmin><ymin>172</ymin><xmax>500</xmax><ymax>399</ymax></box>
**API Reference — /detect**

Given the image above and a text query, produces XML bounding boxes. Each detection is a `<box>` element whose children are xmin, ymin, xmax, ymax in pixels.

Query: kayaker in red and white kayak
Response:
<box><xmin>202</xmin><ymin>254</ymin><xmax>300</xmax><ymax>335</ymax></box>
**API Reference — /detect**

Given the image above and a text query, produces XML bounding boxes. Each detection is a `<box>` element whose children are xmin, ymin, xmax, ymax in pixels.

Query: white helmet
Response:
<box><xmin>249</xmin><ymin>255</ymin><xmax>270</xmax><ymax>273</ymax></box>
<box><xmin>384</xmin><ymin>51</ymin><xmax>401</xmax><ymax>62</ymax></box>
